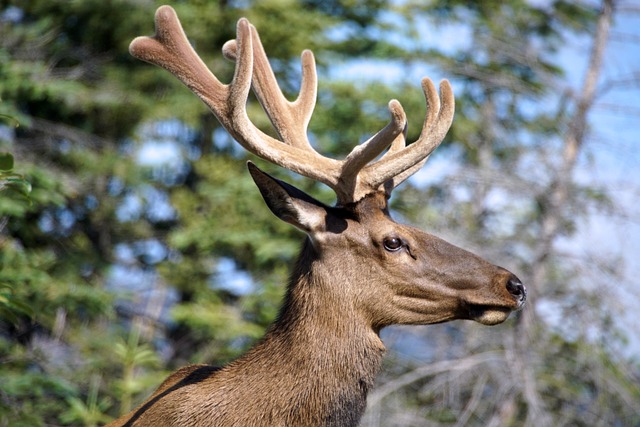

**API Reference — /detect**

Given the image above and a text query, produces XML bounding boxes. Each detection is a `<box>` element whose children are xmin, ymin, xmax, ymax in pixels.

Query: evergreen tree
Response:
<box><xmin>0</xmin><ymin>1</ymin><xmax>637</xmax><ymax>425</ymax></box>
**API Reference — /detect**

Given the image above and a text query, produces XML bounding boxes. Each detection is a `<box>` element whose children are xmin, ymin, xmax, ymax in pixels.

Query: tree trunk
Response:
<box><xmin>515</xmin><ymin>1</ymin><xmax>614</xmax><ymax>425</ymax></box>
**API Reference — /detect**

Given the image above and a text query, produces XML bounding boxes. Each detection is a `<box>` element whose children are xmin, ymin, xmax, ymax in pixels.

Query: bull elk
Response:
<box><xmin>108</xmin><ymin>5</ymin><xmax>526</xmax><ymax>426</ymax></box>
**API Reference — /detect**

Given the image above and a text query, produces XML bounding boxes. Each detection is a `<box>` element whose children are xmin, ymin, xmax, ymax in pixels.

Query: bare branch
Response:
<box><xmin>367</xmin><ymin>352</ymin><xmax>503</xmax><ymax>407</ymax></box>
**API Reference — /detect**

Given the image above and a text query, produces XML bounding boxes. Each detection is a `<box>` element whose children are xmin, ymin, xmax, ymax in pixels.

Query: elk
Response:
<box><xmin>108</xmin><ymin>6</ymin><xmax>526</xmax><ymax>427</ymax></box>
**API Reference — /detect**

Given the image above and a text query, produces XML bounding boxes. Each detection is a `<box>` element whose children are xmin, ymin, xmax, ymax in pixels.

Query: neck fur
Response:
<box><xmin>229</xmin><ymin>239</ymin><xmax>386</xmax><ymax>426</ymax></box>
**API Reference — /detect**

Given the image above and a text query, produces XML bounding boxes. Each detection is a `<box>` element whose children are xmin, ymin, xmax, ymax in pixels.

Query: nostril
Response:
<box><xmin>506</xmin><ymin>278</ymin><xmax>527</xmax><ymax>304</ymax></box>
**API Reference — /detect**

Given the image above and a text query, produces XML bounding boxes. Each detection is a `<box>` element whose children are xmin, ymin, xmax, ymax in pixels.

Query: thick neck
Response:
<box><xmin>230</xmin><ymin>239</ymin><xmax>386</xmax><ymax>425</ymax></box>
<box><xmin>271</xmin><ymin>237</ymin><xmax>385</xmax><ymax>349</ymax></box>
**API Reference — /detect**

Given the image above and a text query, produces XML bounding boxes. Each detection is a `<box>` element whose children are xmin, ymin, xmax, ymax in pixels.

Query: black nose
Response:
<box><xmin>506</xmin><ymin>277</ymin><xmax>527</xmax><ymax>306</ymax></box>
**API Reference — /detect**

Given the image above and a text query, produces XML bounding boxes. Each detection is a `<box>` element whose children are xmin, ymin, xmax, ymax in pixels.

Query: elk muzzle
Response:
<box><xmin>465</xmin><ymin>272</ymin><xmax>527</xmax><ymax>325</ymax></box>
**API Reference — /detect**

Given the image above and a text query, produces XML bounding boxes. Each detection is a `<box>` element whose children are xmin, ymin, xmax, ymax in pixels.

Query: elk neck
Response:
<box><xmin>270</xmin><ymin>236</ymin><xmax>386</xmax><ymax>357</ymax></box>
<box><xmin>225</xmin><ymin>237</ymin><xmax>386</xmax><ymax>423</ymax></box>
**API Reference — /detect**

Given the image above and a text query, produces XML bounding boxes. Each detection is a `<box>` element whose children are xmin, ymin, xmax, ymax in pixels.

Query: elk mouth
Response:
<box><xmin>466</xmin><ymin>304</ymin><xmax>514</xmax><ymax>326</ymax></box>
<box><xmin>464</xmin><ymin>277</ymin><xmax>527</xmax><ymax>325</ymax></box>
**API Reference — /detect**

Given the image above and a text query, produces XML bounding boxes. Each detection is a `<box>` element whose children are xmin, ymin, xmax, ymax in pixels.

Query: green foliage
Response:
<box><xmin>0</xmin><ymin>152</ymin><xmax>31</xmax><ymax>201</ymax></box>
<box><xmin>0</xmin><ymin>282</ymin><xmax>33</xmax><ymax>324</ymax></box>
<box><xmin>0</xmin><ymin>1</ymin><xmax>637</xmax><ymax>425</ymax></box>
<box><xmin>0</xmin><ymin>330</ymin><xmax>89</xmax><ymax>425</ymax></box>
<box><xmin>0</xmin><ymin>151</ymin><xmax>33</xmax><ymax>329</ymax></box>
<box><xmin>110</xmin><ymin>327</ymin><xmax>161</xmax><ymax>415</ymax></box>
<box><xmin>0</xmin><ymin>152</ymin><xmax>13</xmax><ymax>170</ymax></box>
<box><xmin>59</xmin><ymin>376</ymin><xmax>112</xmax><ymax>427</ymax></box>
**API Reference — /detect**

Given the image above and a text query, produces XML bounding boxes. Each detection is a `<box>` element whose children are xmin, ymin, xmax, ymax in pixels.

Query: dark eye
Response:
<box><xmin>383</xmin><ymin>237</ymin><xmax>403</xmax><ymax>252</ymax></box>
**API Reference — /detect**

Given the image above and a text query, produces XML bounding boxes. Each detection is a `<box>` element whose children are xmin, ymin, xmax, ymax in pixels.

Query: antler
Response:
<box><xmin>130</xmin><ymin>6</ymin><xmax>454</xmax><ymax>205</ymax></box>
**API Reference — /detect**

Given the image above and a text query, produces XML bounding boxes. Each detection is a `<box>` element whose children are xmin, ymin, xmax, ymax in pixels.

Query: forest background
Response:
<box><xmin>1</xmin><ymin>0</ymin><xmax>639</xmax><ymax>426</ymax></box>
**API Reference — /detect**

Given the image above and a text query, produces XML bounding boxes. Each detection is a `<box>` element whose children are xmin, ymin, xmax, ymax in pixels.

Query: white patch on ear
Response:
<box><xmin>292</xmin><ymin>199</ymin><xmax>327</xmax><ymax>234</ymax></box>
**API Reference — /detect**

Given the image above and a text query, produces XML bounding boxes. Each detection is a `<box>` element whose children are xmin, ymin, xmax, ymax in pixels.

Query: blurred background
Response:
<box><xmin>1</xmin><ymin>0</ymin><xmax>639</xmax><ymax>425</ymax></box>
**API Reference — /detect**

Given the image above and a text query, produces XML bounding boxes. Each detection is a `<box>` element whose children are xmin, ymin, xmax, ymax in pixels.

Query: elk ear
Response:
<box><xmin>248</xmin><ymin>162</ymin><xmax>329</xmax><ymax>234</ymax></box>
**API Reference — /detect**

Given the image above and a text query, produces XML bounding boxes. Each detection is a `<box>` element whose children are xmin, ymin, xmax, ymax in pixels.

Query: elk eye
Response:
<box><xmin>383</xmin><ymin>237</ymin><xmax>403</xmax><ymax>252</ymax></box>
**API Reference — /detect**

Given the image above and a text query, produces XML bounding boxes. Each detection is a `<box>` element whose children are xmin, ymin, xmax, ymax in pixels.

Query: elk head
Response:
<box><xmin>129</xmin><ymin>5</ymin><xmax>526</xmax><ymax>331</ymax></box>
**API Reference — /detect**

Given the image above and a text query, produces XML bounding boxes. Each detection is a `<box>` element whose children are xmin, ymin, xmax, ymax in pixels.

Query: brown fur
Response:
<box><xmin>114</xmin><ymin>7</ymin><xmax>526</xmax><ymax>425</ymax></box>
<box><xmin>108</xmin><ymin>189</ymin><xmax>525</xmax><ymax>427</ymax></box>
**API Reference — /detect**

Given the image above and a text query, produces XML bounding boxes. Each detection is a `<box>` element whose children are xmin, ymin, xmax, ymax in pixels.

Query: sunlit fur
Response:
<box><xmin>108</xmin><ymin>170</ymin><xmax>525</xmax><ymax>427</ymax></box>
<box><xmin>116</xmin><ymin>6</ymin><xmax>525</xmax><ymax>425</ymax></box>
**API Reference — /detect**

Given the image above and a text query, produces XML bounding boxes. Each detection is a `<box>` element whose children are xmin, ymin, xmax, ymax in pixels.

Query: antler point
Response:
<box><xmin>129</xmin><ymin>37</ymin><xmax>143</xmax><ymax>56</ymax></box>
<box><xmin>300</xmin><ymin>50</ymin><xmax>316</xmax><ymax>72</ymax></box>
<box><xmin>388</xmin><ymin>100</ymin><xmax>406</xmax><ymax>127</ymax></box>
<box><xmin>237</xmin><ymin>17</ymin><xmax>251</xmax><ymax>31</ymax></box>
<box><xmin>129</xmin><ymin>36</ymin><xmax>159</xmax><ymax>61</ymax></box>
<box><xmin>235</xmin><ymin>18</ymin><xmax>253</xmax><ymax>46</ymax></box>
<box><xmin>155</xmin><ymin>5</ymin><xmax>177</xmax><ymax>23</ymax></box>
<box><xmin>222</xmin><ymin>40</ymin><xmax>238</xmax><ymax>61</ymax></box>
<box><xmin>421</xmin><ymin>77</ymin><xmax>436</xmax><ymax>90</ymax></box>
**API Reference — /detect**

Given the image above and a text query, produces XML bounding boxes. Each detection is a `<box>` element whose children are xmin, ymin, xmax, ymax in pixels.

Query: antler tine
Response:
<box><xmin>129</xmin><ymin>5</ymin><xmax>231</xmax><ymax>114</ymax></box>
<box><xmin>339</xmin><ymin>101</ymin><xmax>407</xmax><ymax>194</ymax></box>
<box><xmin>222</xmin><ymin>24</ymin><xmax>409</xmax><ymax>204</ymax></box>
<box><xmin>130</xmin><ymin>6</ymin><xmax>341</xmax><ymax>189</ymax></box>
<box><xmin>131</xmin><ymin>6</ymin><xmax>454</xmax><ymax>206</ymax></box>
<box><xmin>362</xmin><ymin>78</ymin><xmax>455</xmax><ymax>192</ymax></box>
<box><xmin>129</xmin><ymin>6</ymin><xmax>256</xmax><ymax>143</ymax></box>
<box><xmin>223</xmin><ymin>29</ymin><xmax>318</xmax><ymax>150</ymax></box>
